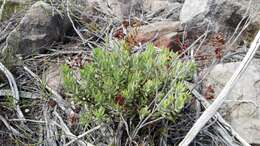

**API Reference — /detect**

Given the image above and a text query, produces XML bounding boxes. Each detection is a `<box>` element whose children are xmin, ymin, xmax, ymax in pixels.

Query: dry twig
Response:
<box><xmin>65</xmin><ymin>125</ymin><xmax>101</xmax><ymax>146</ymax></box>
<box><xmin>53</xmin><ymin>110</ymin><xmax>94</xmax><ymax>146</ymax></box>
<box><xmin>0</xmin><ymin>115</ymin><xmax>25</xmax><ymax>138</ymax></box>
<box><xmin>0</xmin><ymin>62</ymin><xmax>24</xmax><ymax>120</ymax></box>
<box><xmin>23</xmin><ymin>66</ymin><xmax>74</xmax><ymax>115</ymax></box>
<box><xmin>0</xmin><ymin>0</ymin><xmax>6</xmax><ymax>21</ymax></box>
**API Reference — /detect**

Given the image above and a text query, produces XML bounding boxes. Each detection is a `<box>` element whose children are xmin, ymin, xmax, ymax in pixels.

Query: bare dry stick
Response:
<box><xmin>44</xmin><ymin>107</ymin><xmax>58</xmax><ymax>146</ymax></box>
<box><xmin>227</xmin><ymin>0</ymin><xmax>252</xmax><ymax>45</ymax></box>
<box><xmin>0</xmin><ymin>62</ymin><xmax>24</xmax><ymax>120</ymax></box>
<box><xmin>65</xmin><ymin>125</ymin><xmax>101</xmax><ymax>146</ymax></box>
<box><xmin>191</xmin><ymin>26</ymin><xmax>209</xmax><ymax>119</ymax></box>
<box><xmin>0</xmin><ymin>0</ymin><xmax>7</xmax><ymax>21</ymax></box>
<box><xmin>179</xmin><ymin>30</ymin><xmax>260</xmax><ymax>146</ymax></box>
<box><xmin>0</xmin><ymin>89</ymin><xmax>40</xmax><ymax>99</ymax></box>
<box><xmin>8</xmin><ymin>118</ymin><xmax>45</xmax><ymax>124</ymax></box>
<box><xmin>66</xmin><ymin>0</ymin><xmax>86</xmax><ymax>44</ymax></box>
<box><xmin>0</xmin><ymin>115</ymin><xmax>25</xmax><ymax>138</ymax></box>
<box><xmin>53</xmin><ymin>111</ymin><xmax>94</xmax><ymax>146</ymax></box>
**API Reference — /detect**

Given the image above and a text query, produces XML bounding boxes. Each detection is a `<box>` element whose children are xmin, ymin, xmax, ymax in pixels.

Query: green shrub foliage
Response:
<box><xmin>63</xmin><ymin>43</ymin><xmax>196</xmax><ymax>124</ymax></box>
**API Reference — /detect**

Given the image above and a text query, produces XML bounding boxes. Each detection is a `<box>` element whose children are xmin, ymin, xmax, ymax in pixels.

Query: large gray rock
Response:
<box><xmin>180</xmin><ymin>0</ymin><xmax>260</xmax><ymax>34</ymax></box>
<box><xmin>86</xmin><ymin>0</ymin><xmax>183</xmax><ymax>20</ymax></box>
<box><xmin>179</xmin><ymin>0</ymin><xmax>260</xmax><ymax>51</ymax></box>
<box><xmin>144</xmin><ymin>0</ymin><xmax>182</xmax><ymax>20</ymax></box>
<box><xmin>180</xmin><ymin>0</ymin><xmax>248</xmax><ymax>30</ymax></box>
<box><xmin>180</xmin><ymin>0</ymin><xmax>209</xmax><ymax>24</ymax></box>
<box><xmin>85</xmin><ymin>0</ymin><xmax>143</xmax><ymax>19</ymax></box>
<box><xmin>204</xmin><ymin>59</ymin><xmax>260</xmax><ymax>144</ymax></box>
<box><xmin>1</xmin><ymin>1</ymin><xmax>69</xmax><ymax>67</ymax></box>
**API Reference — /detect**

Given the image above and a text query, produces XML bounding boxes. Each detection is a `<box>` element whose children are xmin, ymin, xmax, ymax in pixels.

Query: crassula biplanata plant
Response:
<box><xmin>63</xmin><ymin>43</ymin><xmax>196</xmax><ymax>125</ymax></box>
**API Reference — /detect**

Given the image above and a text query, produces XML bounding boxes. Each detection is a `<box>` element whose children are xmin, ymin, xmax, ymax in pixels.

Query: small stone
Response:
<box><xmin>44</xmin><ymin>65</ymin><xmax>64</xmax><ymax>94</ymax></box>
<box><xmin>24</xmin><ymin>109</ymin><xmax>30</xmax><ymax>113</ymax></box>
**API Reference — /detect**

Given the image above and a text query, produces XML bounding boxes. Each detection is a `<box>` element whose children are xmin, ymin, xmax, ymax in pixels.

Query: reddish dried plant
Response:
<box><xmin>66</xmin><ymin>53</ymin><xmax>86</xmax><ymax>69</ymax></box>
<box><xmin>113</xmin><ymin>20</ymin><xmax>128</xmax><ymax>40</ymax></box>
<box><xmin>113</xmin><ymin>19</ymin><xmax>142</xmax><ymax>40</ymax></box>
<box><xmin>126</xmin><ymin>27</ymin><xmax>139</xmax><ymax>48</ymax></box>
<box><xmin>174</xmin><ymin>35</ymin><xmax>189</xmax><ymax>53</ymax></box>
<box><xmin>115</xmin><ymin>93</ymin><xmax>125</xmax><ymax>106</ymax></box>
<box><xmin>113</xmin><ymin>28</ymin><xmax>125</xmax><ymax>39</ymax></box>
<box><xmin>212</xmin><ymin>33</ymin><xmax>225</xmax><ymax>60</ymax></box>
<box><xmin>47</xmin><ymin>99</ymin><xmax>57</xmax><ymax>108</ymax></box>
<box><xmin>204</xmin><ymin>85</ymin><xmax>215</xmax><ymax>100</ymax></box>
<box><xmin>215</xmin><ymin>47</ymin><xmax>222</xmax><ymax>60</ymax></box>
<box><xmin>124</xmin><ymin>18</ymin><xmax>142</xmax><ymax>28</ymax></box>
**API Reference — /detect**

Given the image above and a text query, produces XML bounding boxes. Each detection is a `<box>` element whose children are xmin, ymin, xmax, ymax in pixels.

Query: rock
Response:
<box><xmin>153</xmin><ymin>32</ymin><xmax>179</xmax><ymax>50</ymax></box>
<box><xmin>179</xmin><ymin>0</ymin><xmax>260</xmax><ymax>51</ymax></box>
<box><xmin>180</xmin><ymin>0</ymin><xmax>209</xmax><ymax>24</ymax></box>
<box><xmin>144</xmin><ymin>0</ymin><xmax>182</xmax><ymax>21</ymax></box>
<box><xmin>1</xmin><ymin>1</ymin><xmax>70</xmax><ymax>67</ymax></box>
<box><xmin>181</xmin><ymin>0</ymin><xmax>246</xmax><ymax>28</ymax></box>
<box><xmin>203</xmin><ymin>59</ymin><xmax>260</xmax><ymax>144</ymax></box>
<box><xmin>180</xmin><ymin>0</ymin><xmax>259</xmax><ymax>34</ymax></box>
<box><xmin>107</xmin><ymin>0</ymin><xmax>125</xmax><ymax>18</ymax></box>
<box><xmin>166</xmin><ymin>2</ymin><xmax>183</xmax><ymax>20</ymax></box>
<box><xmin>43</xmin><ymin>65</ymin><xmax>64</xmax><ymax>93</ymax></box>
<box><xmin>136</xmin><ymin>21</ymin><xmax>183</xmax><ymax>37</ymax></box>
<box><xmin>233</xmin><ymin>0</ymin><xmax>260</xmax><ymax>14</ymax></box>
<box><xmin>84</xmin><ymin>0</ymin><xmax>182</xmax><ymax>21</ymax></box>
<box><xmin>144</xmin><ymin>0</ymin><xmax>173</xmax><ymax>12</ymax></box>
<box><xmin>132</xmin><ymin>21</ymin><xmax>184</xmax><ymax>51</ymax></box>
<box><xmin>85</xmin><ymin>0</ymin><xmax>143</xmax><ymax>20</ymax></box>
<box><xmin>244</xmin><ymin>13</ymin><xmax>260</xmax><ymax>46</ymax></box>
<box><xmin>231</xmin><ymin>118</ymin><xmax>260</xmax><ymax>145</ymax></box>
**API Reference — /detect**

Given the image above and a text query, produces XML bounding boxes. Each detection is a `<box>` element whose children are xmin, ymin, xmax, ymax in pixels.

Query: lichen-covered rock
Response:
<box><xmin>1</xmin><ymin>1</ymin><xmax>70</xmax><ymax>67</ymax></box>
<box><xmin>180</xmin><ymin>0</ymin><xmax>259</xmax><ymax>49</ymax></box>
<box><xmin>180</xmin><ymin>0</ymin><xmax>248</xmax><ymax>30</ymax></box>
<box><xmin>203</xmin><ymin>59</ymin><xmax>260</xmax><ymax>144</ymax></box>
<box><xmin>180</xmin><ymin>0</ymin><xmax>259</xmax><ymax>34</ymax></box>
<box><xmin>43</xmin><ymin>64</ymin><xmax>64</xmax><ymax>94</ymax></box>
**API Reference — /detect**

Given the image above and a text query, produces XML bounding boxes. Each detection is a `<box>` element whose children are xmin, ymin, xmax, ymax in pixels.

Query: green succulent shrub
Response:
<box><xmin>63</xmin><ymin>43</ymin><xmax>196</xmax><ymax>125</ymax></box>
